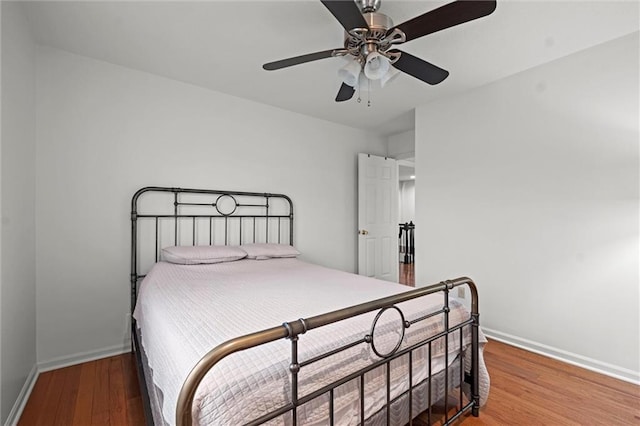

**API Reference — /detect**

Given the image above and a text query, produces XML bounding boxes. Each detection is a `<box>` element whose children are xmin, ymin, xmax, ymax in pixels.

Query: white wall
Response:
<box><xmin>35</xmin><ymin>46</ymin><xmax>386</xmax><ymax>365</ymax></box>
<box><xmin>399</xmin><ymin>180</ymin><xmax>415</xmax><ymax>224</ymax></box>
<box><xmin>415</xmin><ymin>33</ymin><xmax>639</xmax><ymax>381</ymax></box>
<box><xmin>387</xmin><ymin>130</ymin><xmax>415</xmax><ymax>160</ymax></box>
<box><xmin>1</xmin><ymin>2</ymin><xmax>37</xmax><ymax>423</ymax></box>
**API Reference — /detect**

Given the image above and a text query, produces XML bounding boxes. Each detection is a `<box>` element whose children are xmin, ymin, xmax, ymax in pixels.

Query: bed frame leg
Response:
<box><xmin>471</xmin><ymin>311</ymin><xmax>480</xmax><ymax>417</ymax></box>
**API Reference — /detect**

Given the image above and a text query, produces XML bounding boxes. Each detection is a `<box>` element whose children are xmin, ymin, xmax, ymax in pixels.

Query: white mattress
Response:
<box><xmin>133</xmin><ymin>258</ymin><xmax>488</xmax><ymax>425</ymax></box>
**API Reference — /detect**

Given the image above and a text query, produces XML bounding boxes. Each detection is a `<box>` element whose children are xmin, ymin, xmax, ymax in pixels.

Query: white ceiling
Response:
<box><xmin>23</xmin><ymin>1</ymin><xmax>639</xmax><ymax>136</ymax></box>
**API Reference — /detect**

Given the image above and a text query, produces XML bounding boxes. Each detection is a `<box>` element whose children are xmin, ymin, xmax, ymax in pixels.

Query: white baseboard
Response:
<box><xmin>4</xmin><ymin>364</ymin><xmax>38</xmax><ymax>426</ymax></box>
<box><xmin>482</xmin><ymin>327</ymin><xmax>640</xmax><ymax>385</ymax></box>
<box><xmin>37</xmin><ymin>342</ymin><xmax>131</xmax><ymax>373</ymax></box>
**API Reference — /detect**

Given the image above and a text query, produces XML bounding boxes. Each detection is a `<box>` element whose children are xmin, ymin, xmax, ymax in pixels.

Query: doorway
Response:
<box><xmin>398</xmin><ymin>161</ymin><xmax>415</xmax><ymax>286</ymax></box>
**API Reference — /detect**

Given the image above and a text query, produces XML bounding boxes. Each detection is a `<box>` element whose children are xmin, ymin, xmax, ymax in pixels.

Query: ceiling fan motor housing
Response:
<box><xmin>364</xmin><ymin>12</ymin><xmax>393</xmax><ymax>33</ymax></box>
<box><xmin>344</xmin><ymin>12</ymin><xmax>394</xmax><ymax>58</ymax></box>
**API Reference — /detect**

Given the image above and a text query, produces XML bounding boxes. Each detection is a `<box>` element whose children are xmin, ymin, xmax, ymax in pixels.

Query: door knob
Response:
<box><xmin>359</xmin><ymin>229</ymin><xmax>369</xmax><ymax>235</ymax></box>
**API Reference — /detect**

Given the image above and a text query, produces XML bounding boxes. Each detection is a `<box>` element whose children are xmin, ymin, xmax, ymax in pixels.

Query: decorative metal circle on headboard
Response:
<box><xmin>367</xmin><ymin>306</ymin><xmax>406</xmax><ymax>359</ymax></box>
<box><xmin>214</xmin><ymin>194</ymin><xmax>238</xmax><ymax>216</ymax></box>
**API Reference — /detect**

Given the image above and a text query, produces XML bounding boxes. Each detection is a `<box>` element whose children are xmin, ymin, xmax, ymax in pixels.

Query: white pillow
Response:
<box><xmin>162</xmin><ymin>245</ymin><xmax>247</xmax><ymax>265</ymax></box>
<box><xmin>240</xmin><ymin>243</ymin><xmax>300</xmax><ymax>260</ymax></box>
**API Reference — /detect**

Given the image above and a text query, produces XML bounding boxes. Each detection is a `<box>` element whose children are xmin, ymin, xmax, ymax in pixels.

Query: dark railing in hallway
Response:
<box><xmin>399</xmin><ymin>222</ymin><xmax>415</xmax><ymax>287</ymax></box>
<box><xmin>399</xmin><ymin>221</ymin><xmax>415</xmax><ymax>264</ymax></box>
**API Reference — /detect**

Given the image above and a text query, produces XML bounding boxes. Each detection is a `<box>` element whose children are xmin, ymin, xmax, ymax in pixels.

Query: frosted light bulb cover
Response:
<box><xmin>364</xmin><ymin>52</ymin><xmax>390</xmax><ymax>80</ymax></box>
<box><xmin>338</xmin><ymin>58</ymin><xmax>362</xmax><ymax>87</ymax></box>
<box><xmin>380</xmin><ymin>67</ymin><xmax>400</xmax><ymax>88</ymax></box>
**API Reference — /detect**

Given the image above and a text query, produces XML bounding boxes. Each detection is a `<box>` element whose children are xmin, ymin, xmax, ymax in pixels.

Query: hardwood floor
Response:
<box><xmin>416</xmin><ymin>341</ymin><xmax>640</xmax><ymax>425</ymax></box>
<box><xmin>399</xmin><ymin>262</ymin><xmax>415</xmax><ymax>286</ymax></box>
<box><xmin>19</xmin><ymin>353</ymin><xmax>144</xmax><ymax>426</ymax></box>
<box><xmin>19</xmin><ymin>340</ymin><xmax>639</xmax><ymax>425</ymax></box>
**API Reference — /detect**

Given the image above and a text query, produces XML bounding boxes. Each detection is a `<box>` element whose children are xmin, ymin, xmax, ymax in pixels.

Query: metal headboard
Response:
<box><xmin>130</xmin><ymin>186</ymin><xmax>294</xmax><ymax>315</ymax></box>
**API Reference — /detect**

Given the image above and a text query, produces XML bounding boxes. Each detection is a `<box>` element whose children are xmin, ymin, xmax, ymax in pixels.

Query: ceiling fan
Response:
<box><xmin>263</xmin><ymin>0</ymin><xmax>497</xmax><ymax>102</ymax></box>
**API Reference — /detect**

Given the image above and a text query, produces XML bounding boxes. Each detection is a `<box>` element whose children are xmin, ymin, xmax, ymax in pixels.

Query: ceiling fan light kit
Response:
<box><xmin>263</xmin><ymin>0</ymin><xmax>497</xmax><ymax>103</ymax></box>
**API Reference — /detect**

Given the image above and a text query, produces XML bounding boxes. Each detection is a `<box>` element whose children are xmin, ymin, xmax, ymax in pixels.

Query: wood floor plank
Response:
<box><xmin>126</xmin><ymin>395</ymin><xmax>146</xmax><ymax>426</ymax></box>
<box><xmin>121</xmin><ymin>353</ymin><xmax>146</xmax><ymax>425</ymax></box>
<box><xmin>109</xmin><ymin>356</ymin><xmax>128</xmax><ymax>425</ymax></box>
<box><xmin>17</xmin><ymin>340</ymin><xmax>640</xmax><ymax>425</ymax></box>
<box><xmin>122</xmin><ymin>352</ymin><xmax>141</xmax><ymax>400</ymax></box>
<box><xmin>91</xmin><ymin>357</ymin><xmax>111</xmax><ymax>425</ymax></box>
<box><xmin>53</xmin><ymin>365</ymin><xmax>82</xmax><ymax>426</ymax></box>
<box><xmin>399</xmin><ymin>262</ymin><xmax>415</xmax><ymax>287</ymax></box>
<box><xmin>72</xmin><ymin>360</ymin><xmax>97</xmax><ymax>426</ymax></box>
<box><xmin>36</xmin><ymin>369</ymin><xmax>67</xmax><ymax>426</ymax></box>
<box><xmin>491</xmin><ymin>368</ymin><xmax>598</xmax><ymax>423</ymax></box>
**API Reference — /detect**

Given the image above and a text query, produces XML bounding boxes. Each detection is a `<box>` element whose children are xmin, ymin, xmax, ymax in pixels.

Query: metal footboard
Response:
<box><xmin>176</xmin><ymin>277</ymin><xmax>480</xmax><ymax>426</ymax></box>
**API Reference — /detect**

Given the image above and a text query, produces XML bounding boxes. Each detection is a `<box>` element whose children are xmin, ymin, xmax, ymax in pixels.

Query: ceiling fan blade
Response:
<box><xmin>263</xmin><ymin>49</ymin><xmax>340</xmax><ymax>71</ymax></box>
<box><xmin>335</xmin><ymin>83</ymin><xmax>356</xmax><ymax>102</ymax></box>
<box><xmin>389</xmin><ymin>50</ymin><xmax>449</xmax><ymax>85</ymax></box>
<box><xmin>389</xmin><ymin>0</ymin><xmax>496</xmax><ymax>43</ymax></box>
<box><xmin>321</xmin><ymin>0</ymin><xmax>369</xmax><ymax>32</ymax></box>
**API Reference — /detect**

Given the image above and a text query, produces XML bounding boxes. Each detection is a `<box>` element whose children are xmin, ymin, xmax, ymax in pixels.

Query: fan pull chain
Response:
<box><xmin>354</xmin><ymin>74</ymin><xmax>373</xmax><ymax>107</ymax></box>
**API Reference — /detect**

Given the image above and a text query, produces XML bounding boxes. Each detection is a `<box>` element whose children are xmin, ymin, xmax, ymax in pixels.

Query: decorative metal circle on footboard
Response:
<box><xmin>365</xmin><ymin>305</ymin><xmax>407</xmax><ymax>358</ymax></box>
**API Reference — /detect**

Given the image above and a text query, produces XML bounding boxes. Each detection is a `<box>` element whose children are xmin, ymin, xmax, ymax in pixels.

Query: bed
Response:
<box><xmin>130</xmin><ymin>187</ymin><xmax>489</xmax><ymax>426</ymax></box>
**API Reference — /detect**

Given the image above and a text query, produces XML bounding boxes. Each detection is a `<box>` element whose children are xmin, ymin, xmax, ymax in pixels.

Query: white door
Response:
<box><xmin>358</xmin><ymin>153</ymin><xmax>399</xmax><ymax>282</ymax></box>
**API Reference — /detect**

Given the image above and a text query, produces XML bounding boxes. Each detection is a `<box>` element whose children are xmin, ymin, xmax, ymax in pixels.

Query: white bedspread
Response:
<box><xmin>133</xmin><ymin>258</ymin><xmax>489</xmax><ymax>425</ymax></box>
